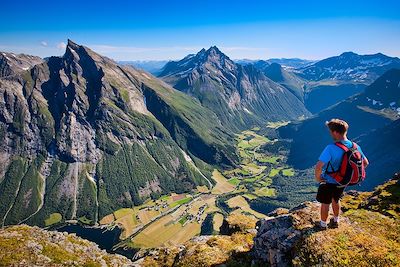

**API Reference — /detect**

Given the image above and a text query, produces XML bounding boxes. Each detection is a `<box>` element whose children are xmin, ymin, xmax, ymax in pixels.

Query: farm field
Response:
<box><xmin>211</xmin><ymin>170</ymin><xmax>235</xmax><ymax>194</ymax></box>
<box><xmin>226</xmin><ymin>195</ymin><xmax>266</xmax><ymax>219</ymax></box>
<box><xmin>130</xmin><ymin>196</ymin><xmax>212</xmax><ymax>247</ymax></box>
<box><xmin>212</xmin><ymin>213</ymin><xmax>224</xmax><ymax>232</ymax></box>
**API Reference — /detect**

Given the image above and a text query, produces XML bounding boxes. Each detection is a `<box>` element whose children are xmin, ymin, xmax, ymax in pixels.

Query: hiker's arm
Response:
<box><xmin>363</xmin><ymin>157</ymin><xmax>369</xmax><ymax>168</ymax></box>
<box><xmin>315</xmin><ymin>161</ymin><xmax>325</xmax><ymax>182</ymax></box>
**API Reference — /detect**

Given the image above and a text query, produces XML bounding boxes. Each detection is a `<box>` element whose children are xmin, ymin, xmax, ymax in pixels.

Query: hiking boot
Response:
<box><xmin>328</xmin><ymin>218</ymin><xmax>339</xmax><ymax>228</ymax></box>
<box><xmin>314</xmin><ymin>221</ymin><xmax>327</xmax><ymax>231</ymax></box>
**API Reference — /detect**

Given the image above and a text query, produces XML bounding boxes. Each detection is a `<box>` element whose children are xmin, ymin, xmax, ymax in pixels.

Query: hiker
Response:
<box><xmin>314</xmin><ymin>119</ymin><xmax>369</xmax><ymax>230</ymax></box>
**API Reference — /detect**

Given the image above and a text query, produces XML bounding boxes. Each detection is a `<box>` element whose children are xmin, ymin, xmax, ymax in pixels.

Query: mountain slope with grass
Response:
<box><xmin>159</xmin><ymin>46</ymin><xmax>310</xmax><ymax>130</ymax></box>
<box><xmin>0</xmin><ymin>40</ymin><xmax>238</xmax><ymax>228</ymax></box>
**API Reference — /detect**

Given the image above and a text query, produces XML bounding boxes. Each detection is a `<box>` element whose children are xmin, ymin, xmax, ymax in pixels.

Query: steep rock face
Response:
<box><xmin>159</xmin><ymin>47</ymin><xmax>310</xmax><ymax>130</ymax></box>
<box><xmin>0</xmin><ymin>40</ymin><xmax>237</xmax><ymax>227</ymax></box>
<box><xmin>253</xmin><ymin>173</ymin><xmax>400</xmax><ymax>266</ymax></box>
<box><xmin>0</xmin><ymin>225</ymin><xmax>133</xmax><ymax>266</ymax></box>
<box><xmin>0</xmin><ymin>52</ymin><xmax>43</xmax><ymax>77</ymax></box>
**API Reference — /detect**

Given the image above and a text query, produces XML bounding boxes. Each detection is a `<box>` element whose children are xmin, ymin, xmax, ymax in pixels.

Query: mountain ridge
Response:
<box><xmin>159</xmin><ymin>46</ymin><xmax>310</xmax><ymax>130</ymax></box>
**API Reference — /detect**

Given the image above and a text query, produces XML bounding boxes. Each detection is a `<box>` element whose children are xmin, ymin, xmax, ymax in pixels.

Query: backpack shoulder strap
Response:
<box><xmin>351</xmin><ymin>141</ymin><xmax>358</xmax><ymax>149</ymax></box>
<box><xmin>334</xmin><ymin>142</ymin><xmax>349</xmax><ymax>152</ymax></box>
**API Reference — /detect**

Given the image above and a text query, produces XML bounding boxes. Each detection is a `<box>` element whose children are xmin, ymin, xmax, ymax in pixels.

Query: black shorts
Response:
<box><xmin>316</xmin><ymin>183</ymin><xmax>345</xmax><ymax>204</ymax></box>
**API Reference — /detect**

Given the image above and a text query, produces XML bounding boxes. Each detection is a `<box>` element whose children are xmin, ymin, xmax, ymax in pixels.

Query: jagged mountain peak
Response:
<box><xmin>159</xmin><ymin>46</ymin><xmax>235</xmax><ymax>78</ymax></box>
<box><xmin>193</xmin><ymin>46</ymin><xmax>231</xmax><ymax>66</ymax></box>
<box><xmin>64</xmin><ymin>40</ymin><xmax>114</xmax><ymax>65</ymax></box>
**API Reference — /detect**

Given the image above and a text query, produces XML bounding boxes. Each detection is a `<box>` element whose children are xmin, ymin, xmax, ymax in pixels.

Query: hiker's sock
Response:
<box><xmin>333</xmin><ymin>216</ymin><xmax>339</xmax><ymax>223</ymax></box>
<box><xmin>320</xmin><ymin>221</ymin><xmax>327</xmax><ymax>227</ymax></box>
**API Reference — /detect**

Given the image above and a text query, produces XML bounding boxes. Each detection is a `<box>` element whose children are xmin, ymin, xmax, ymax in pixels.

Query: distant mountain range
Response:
<box><xmin>235</xmin><ymin>58</ymin><xmax>315</xmax><ymax>69</ymax></box>
<box><xmin>295</xmin><ymin>52</ymin><xmax>400</xmax><ymax>83</ymax></box>
<box><xmin>118</xmin><ymin>60</ymin><xmax>168</xmax><ymax>75</ymax></box>
<box><xmin>158</xmin><ymin>46</ymin><xmax>310</xmax><ymax>130</ymax></box>
<box><xmin>242</xmin><ymin>52</ymin><xmax>400</xmax><ymax>113</ymax></box>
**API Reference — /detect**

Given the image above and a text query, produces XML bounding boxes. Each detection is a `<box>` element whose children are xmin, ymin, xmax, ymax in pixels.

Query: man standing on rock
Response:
<box><xmin>314</xmin><ymin>119</ymin><xmax>369</xmax><ymax>230</ymax></box>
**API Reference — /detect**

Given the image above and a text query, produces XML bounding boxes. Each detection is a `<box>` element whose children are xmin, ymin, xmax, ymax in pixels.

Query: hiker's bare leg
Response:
<box><xmin>320</xmin><ymin>203</ymin><xmax>329</xmax><ymax>222</ymax></box>
<box><xmin>332</xmin><ymin>198</ymin><xmax>340</xmax><ymax>222</ymax></box>
<box><xmin>332</xmin><ymin>198</ymin><xmax>340</xmax><ymax>217</ymax></box>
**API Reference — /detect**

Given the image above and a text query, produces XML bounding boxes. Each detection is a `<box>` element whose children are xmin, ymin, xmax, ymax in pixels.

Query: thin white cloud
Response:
<box><xmin>40</xmin><ymin>41</ymin><xmax>48</xmax><ymax>47</ymax></box>
<box><xmin>57</xmin><ymin>42</ymin><xmax>67</xmax><ymax>50</ymax></box>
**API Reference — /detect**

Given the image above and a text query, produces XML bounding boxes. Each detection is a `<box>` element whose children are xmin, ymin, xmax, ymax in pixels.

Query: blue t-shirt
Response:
<box><xmin>318</xmin><ymin>140</ymin><xmax>366</xmax><ymax>184</ymax></box>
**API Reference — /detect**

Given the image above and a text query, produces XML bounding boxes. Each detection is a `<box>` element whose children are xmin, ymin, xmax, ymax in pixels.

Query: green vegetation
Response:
<box><xmin>170</xmin><ymin>197</ymin><xmax>192</xmax><ymax>208</ymax></box>
<box><xmin>0</xmin><ymin>158</ymin><xmax>27</xmax><ymax>225</ymax></box>
<box><xmin>266</xmin><ymin>121</ymin><xmax>290</xmax><ymax>129</ymax></box>
<box><xmin>228</xmin><ymin>178</ymin><xmax>240</xmax><ymax>186</ymax></box>
<box><xmin>257</xmin><ymin>155</ymin><xmax>281</xmax><ymax>164</ymax></box>
<box><xmin>269</xmin><ymin>168</ymin><xmax>282</xmax><ymax>177</ymax></box>
<box><xmin>282</xmin><ymin>168</ymin><xmax>295</xmax><ymax>176</ymax></box>
<box><xmin>44</xmin><ymin>213</ymin><xmax>62</xmax><ymax>226</ymax></box>
<box><xmin>254</xmin><ymin>187</ymin><xmax>276</xmax><ymax>197</ymax></box>
<box><xmin>5</xmin><ymin>156</ymin><xmax>44</xmax><ymax>225</ymax></box>
<box><xmin>178</xmin><ymin>216</ymin><xmax>188</xmax><ymax>225</ymax></box>
<box><xmin>78</xmin><ymin>216</ymin><xmax>92</xmax><ymax>225</ymax></box>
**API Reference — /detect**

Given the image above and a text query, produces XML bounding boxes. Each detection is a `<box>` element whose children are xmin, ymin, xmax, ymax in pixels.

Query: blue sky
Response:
<box><xmin>1</xmin><ymin>0</ymin><xmax>400</xmax><ymax>60</ymax></box>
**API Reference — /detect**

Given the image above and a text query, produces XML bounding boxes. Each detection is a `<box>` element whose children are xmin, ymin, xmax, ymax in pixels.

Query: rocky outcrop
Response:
<box><xmin>253</xmin><ymin>201</ymin><xmax>326</xmax><ymax>266</ymax></box>
<box><xmin>253</xmin><ymin>173</ymin><xmax>400</xmax><ymax>266</ymax></box>
<box><xmin>0</xmin><ymin>225</ymin><xmax>133</xmax><ymax>266</ymax></box>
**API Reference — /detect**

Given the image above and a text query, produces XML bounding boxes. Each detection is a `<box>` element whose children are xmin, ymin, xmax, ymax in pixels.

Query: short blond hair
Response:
<box><xmin>325</xmin><ymin>119</ymin><xmax>349</xmax><ymax>134</ymax></box>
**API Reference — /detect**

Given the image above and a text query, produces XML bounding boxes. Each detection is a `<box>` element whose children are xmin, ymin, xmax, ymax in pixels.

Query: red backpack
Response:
<box><xmin>326</xmin><ymin>142</ymin><xmax>366</xmax><ymax>186</ymax></box>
